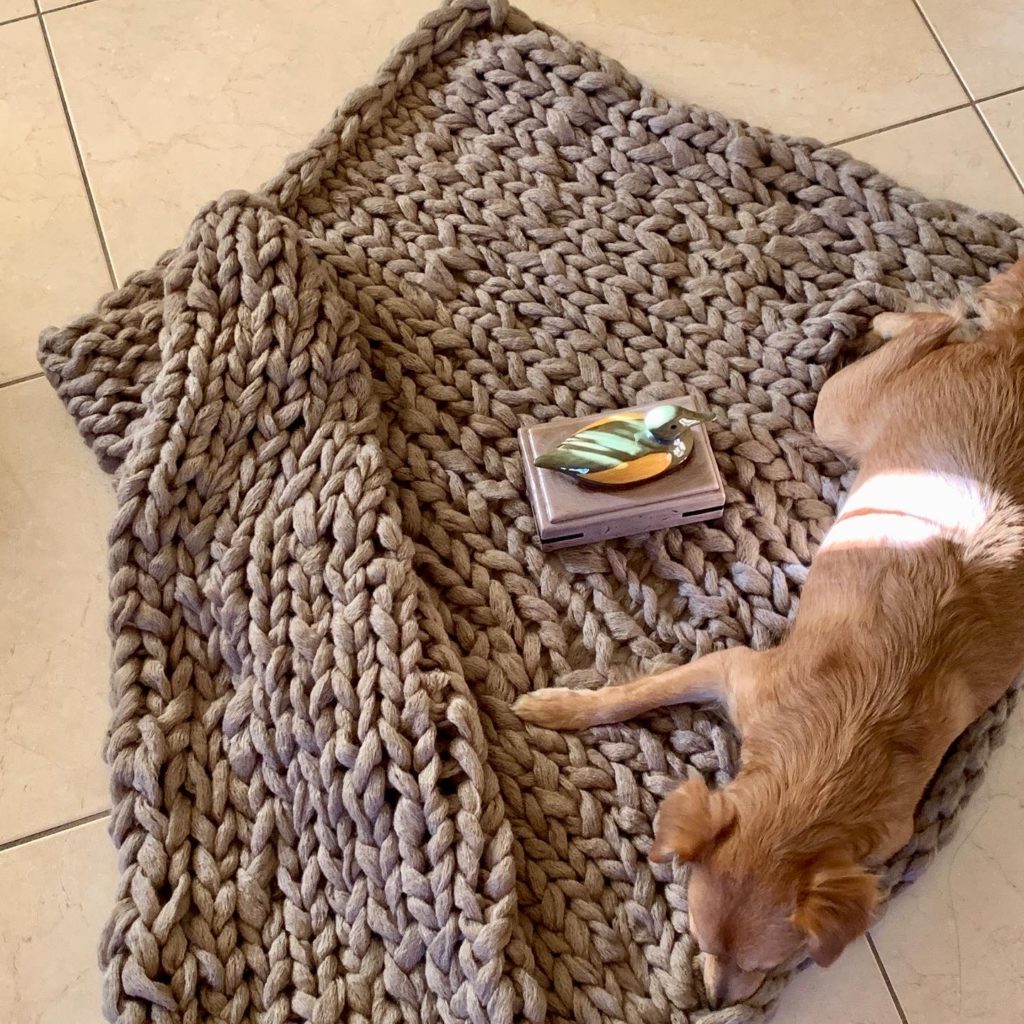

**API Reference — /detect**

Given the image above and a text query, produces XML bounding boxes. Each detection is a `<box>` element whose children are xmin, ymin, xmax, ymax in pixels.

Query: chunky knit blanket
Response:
<box><xmin>38</xmin><ymin>2</ymin><xmax>1023</xmax><ymax>1022</ymax></box>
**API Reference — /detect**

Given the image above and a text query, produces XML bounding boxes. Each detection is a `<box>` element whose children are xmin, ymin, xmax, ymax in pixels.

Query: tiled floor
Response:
<box><xmin>1</xmin><ymin>0</ymin><xmax>1022</xmax><ymax>1021</ymax></box>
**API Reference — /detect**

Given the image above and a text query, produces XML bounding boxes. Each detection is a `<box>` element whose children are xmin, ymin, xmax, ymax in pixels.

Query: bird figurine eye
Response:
<box><xmin>532</xmin><ymin>402</ymin><xmax>715</xmax><ymax>489</ymax></box>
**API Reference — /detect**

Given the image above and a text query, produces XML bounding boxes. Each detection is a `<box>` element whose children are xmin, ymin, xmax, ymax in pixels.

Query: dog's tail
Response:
<box><xmin>978</xmin><ymin>257</ymin><xmax>1024</xmax><ymax>332</ymax></box>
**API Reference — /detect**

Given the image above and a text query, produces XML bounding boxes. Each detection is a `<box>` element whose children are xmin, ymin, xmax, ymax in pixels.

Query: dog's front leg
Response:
<box><xmin>512</xmin><ymin>646</ymin><xmax>756</xmax><ymax>730</ymax></box>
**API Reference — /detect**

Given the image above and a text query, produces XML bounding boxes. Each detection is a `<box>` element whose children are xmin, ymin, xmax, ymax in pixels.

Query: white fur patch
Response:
<box><xmin>821</xmin><ymin>472</ymin><xmax>990</xmax><ymax>552</ymax></box>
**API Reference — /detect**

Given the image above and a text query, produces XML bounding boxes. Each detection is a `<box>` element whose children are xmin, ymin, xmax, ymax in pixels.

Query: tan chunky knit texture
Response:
<box><xmin>38</xmin><ymin>2</ymin><xmax>1022</xmax><ymax>1021</ymax></box>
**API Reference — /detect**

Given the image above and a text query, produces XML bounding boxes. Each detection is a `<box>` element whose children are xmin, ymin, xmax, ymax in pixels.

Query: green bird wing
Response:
<box><xmin>534</xmin><ymin>419</ymin><xmax>659</xmax><ymax>474</ymax></box>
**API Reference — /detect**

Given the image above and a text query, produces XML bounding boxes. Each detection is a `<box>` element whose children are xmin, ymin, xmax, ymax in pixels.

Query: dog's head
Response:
<box><xmin>650</xmin><ymin>776</ymin><xmax>878</xmax><ymax>1006</ymax></box>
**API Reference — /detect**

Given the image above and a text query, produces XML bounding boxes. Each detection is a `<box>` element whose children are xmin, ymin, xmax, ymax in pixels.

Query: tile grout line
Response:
<box><xmin>909</xmin><ymin>0</ymin><xmax>975</xmax><ymax>100</ymax></box>
<box><xmin>33</xmin><ymin>0</ymin><xmax>118</xmax><ymax>289</ymax></box>
<box><xmin>908</xmin><ymin>0</ymin><xmax>1024</xmax><ymax>196</ymax></box>
<box><xmin>0</xmin><ymin>809</ymin><xmax>111</xmax><ymax>855</ymax></box>
<box><xmin>866</xmin><ymin>932</ymin><xmax>911</xmax><ymax>1024</ymax></box>
<box><xmin>829</xmin><ymin>102</ymin><xmax>971</xmax><ymax>148</ymax></box>
<box><xmin>977</xmin><ymin>105</ymin><xmax>1024</xmax><ymax>193</ymax></box>
<box><xmin>976</xmin><ymin>82</ymin><xmax>1024</xmax><ymax>105</ymax></box>
<box><xmin>0</xmin><ymin>370</ymin><xmax>45</xmax><ymax>391</ymax></box>
<box><xmin>0</xmin><ymin>10</ymin><xmax>36</xmax><ymax>26</ymax></box>
<box><xmin>43</xmin><ymin>0</ymin><xmax>104</xmax><ymax>15</ymax></box>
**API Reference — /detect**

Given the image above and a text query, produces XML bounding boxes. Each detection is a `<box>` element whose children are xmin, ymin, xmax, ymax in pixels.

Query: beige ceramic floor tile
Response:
<box><xmin>844</xmin><ymin>107</ymin><xmax>1024</xmax><ymax>221</ymax></box>
<box><xmin>0</xmin><ymin>817</ymin><xmax>116</xmax><ymax>1024</ymax></box>
<box><xmin>981</xmin><ymin>92</ymin><xmax>1024</xmax><ymax>192</ymax></box>
<box><xmin>0</xmin><ymin>378</ymin><xmax>114</xmax><ymax>845</ymax></box>
<box><xmin>544</xmin><ymin>0</ymin><xmax>965</xmax><ymax>142</ymax></box>
<box><xmin>871</xmin><ymin>704</ymin><xmax>1024</xmax><ymax>1023</ymax></box>
<box><xmin>775</xmin><ymin>938</ymin><xmax>902</xmax><ymax>1024</ymax></box>
<box><xmin>918</xmin><ymin>0</ymin><xmax>1024</xmax><ymax>99</ymax></box>
<box><xmin>0</xmin><ymin>18</ymin><xmax>110</xmax><ymax>384</ymax></box>
<box><xmin>45</xmin><ymin>0</ymin><xmax>436</xmax><ymax>277</ymax></box>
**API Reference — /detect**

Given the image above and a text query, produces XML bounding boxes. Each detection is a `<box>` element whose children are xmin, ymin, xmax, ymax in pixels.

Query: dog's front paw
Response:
<box><xmin>512</xmin><ymin>688</ymin><xmax>598</xmax><ymax>730</ymax></box>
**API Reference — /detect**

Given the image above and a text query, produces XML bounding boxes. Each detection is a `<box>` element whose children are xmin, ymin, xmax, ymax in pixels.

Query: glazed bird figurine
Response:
<box><xmin>533</xmin><ymin>403</ymin><xmax>715</xmax><ymax>488</ymax></box>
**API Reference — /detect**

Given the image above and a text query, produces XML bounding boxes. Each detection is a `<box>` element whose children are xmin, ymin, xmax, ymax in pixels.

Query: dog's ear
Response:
<box><xmin>649</xmin><ymin>776</ymin><xmax>736</xmax><ymax>864</ymax></box>
<box><xmin>871</xmin><ymin>310</ymin><xmax>959</xmax><ymax>344</ymax></box>
<box><xmin>978</xmin><ymin>257</ymin><xmax>1024</xmax><ymax>330</ymax></box>
<box><xmin>792</xmin><ymin>862</ymin><xmax>879</xmax><ymax>967</ymax></box>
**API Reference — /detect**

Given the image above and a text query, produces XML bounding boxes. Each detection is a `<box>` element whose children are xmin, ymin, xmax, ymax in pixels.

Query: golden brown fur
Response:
<box><xmin>513</xmin><ymin>259</ymin><xmax>1024</xmax><ymax>1006</ymax></box>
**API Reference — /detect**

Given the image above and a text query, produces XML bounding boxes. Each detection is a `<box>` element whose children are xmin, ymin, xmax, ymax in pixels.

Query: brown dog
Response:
<box><xmin>513</xmin><ymin>258</ymin><xmax>1024</xmax><ymax>1006</ymax></box>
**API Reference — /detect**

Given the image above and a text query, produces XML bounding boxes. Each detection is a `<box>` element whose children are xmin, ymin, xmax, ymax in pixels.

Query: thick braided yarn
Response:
<box><xmin>38</xmin><ymin>2</ymin><xmax>1024</xmax><ymax>1022</ymax></box>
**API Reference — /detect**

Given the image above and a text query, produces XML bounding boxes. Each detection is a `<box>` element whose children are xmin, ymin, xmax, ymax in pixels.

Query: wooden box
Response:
<box><xmin>518</xmin><ymin>397</ymin><xmax>727</xmax><ymax>550</ymax></box>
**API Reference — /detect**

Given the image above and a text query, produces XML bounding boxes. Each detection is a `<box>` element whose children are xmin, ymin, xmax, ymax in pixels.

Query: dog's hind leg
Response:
<box><xmin>512</xmin><ymin>646</ymin><xmax>757</xmax><ymax>730</ymax></box>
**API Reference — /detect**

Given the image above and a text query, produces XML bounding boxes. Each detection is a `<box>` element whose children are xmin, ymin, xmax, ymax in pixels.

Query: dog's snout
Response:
<box><xmin>703</xmin><ymin>953</ymin><xmax>728</xmax><ymax>1008</ymax></box>
<box><xmin>703</xmin><ymin>953</ymin><xmax>766</xmax><ymax>1007</ymax></box>
<box><xmin>710</xmin><ymin>973</ymin><xmax>730</xmax><ymax>1008</ymax></box>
